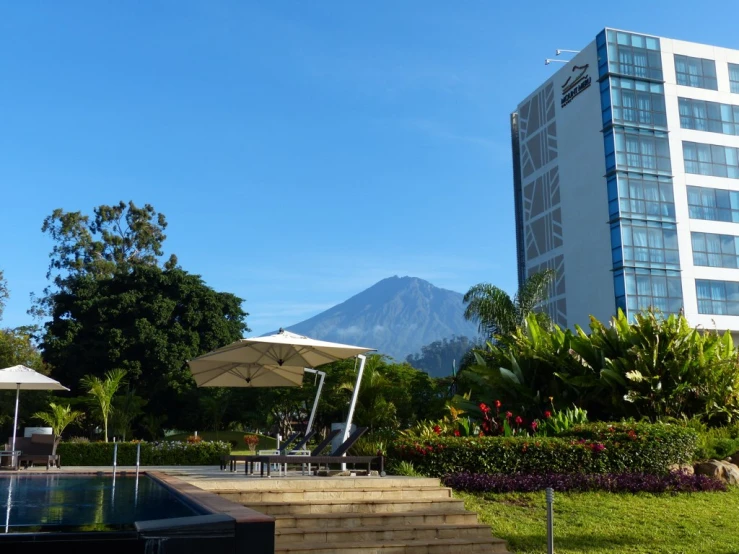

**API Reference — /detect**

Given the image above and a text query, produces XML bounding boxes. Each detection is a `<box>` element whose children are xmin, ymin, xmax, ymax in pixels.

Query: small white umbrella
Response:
<box><xmin>0</xmin><ymin>365</ymin><xmax>69</xmax><ymax>463</ymax></box>
<box><xmin>188</xmin><ymin>329</ymin><xmax>374</xmax><ymax>435</ymax></box>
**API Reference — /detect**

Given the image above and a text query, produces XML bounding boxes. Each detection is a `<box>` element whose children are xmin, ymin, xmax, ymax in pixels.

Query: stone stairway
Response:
<box><xmin>212</xmin><ymin>476</ymin><xmax>513</xmax><ymax>554</ymax></box>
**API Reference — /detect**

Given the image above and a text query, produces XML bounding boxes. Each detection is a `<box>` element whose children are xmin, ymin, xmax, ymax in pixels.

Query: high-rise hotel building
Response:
<box><xmin>512</xmin><ymin>28</ymin><xmax>739</xmax><ymax>332</ymax></box>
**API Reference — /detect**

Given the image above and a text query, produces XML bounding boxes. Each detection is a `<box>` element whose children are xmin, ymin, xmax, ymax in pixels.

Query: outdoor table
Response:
<box><xmin>0</xmin><ymin>451</ymin><xmax>21</xmax><ymax>470</ymax></box>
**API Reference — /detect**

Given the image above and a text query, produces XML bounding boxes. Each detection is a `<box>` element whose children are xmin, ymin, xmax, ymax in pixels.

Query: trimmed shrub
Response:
<box><xmin>57</xmin><ymin>440</ymin><xmax>230</xmax><ymax>466</ymax></box>
<box><xmin>391</xmin><ymin>423</ymin><xmax>696</xmax><ymax>476</ymax></box>
<box><xmin>443</xmin><ymin>471</ymin><xmax>727</xmax><ymax>493</ymax></box>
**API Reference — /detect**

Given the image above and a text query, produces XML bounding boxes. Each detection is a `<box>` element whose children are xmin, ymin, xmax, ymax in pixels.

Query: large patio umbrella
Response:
<box><xmin>188</xmin><ymin>329</ymin><xmax>374</xmax><ymax>436</ymax></box>
<box><xmin>0</xmin><ymin>365</ymin><xmax>69</xmax><ymax>462</ymax></box>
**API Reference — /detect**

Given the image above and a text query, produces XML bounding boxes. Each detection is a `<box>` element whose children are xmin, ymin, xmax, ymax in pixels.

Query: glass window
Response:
<box><xmin>683</xmin><ymin>141</ymin><xmax>739</xmax><ymax>179</ymax></box>
<box><xmin>606</xmin><ymin>30</ymin><xmax>662</xmax><ymax>81</ymax></box>
<box><xmin>614</xmin><ymin>173</ymin><xmax>675</xmax><ymax>220</ymax></box>
<box><xmin>696</xmin><ymin>279</ymin><xmax>739</xmax><ymax>315</ymax></box>
<box><xmin>729</xmin><ymin>63</ymin><xmax>739</xmax><ymax>94</ymax></box>
<box><xmin>687</xmin><ymin>185</ymin><xmax>739</xmax><ymax>222</ymax></box>
<box><xmin>623</xmin><ymin>269</ymin><xmax>683</xmax><ymax>316</ymax></box>
<box><xmin>618</xmin><ymin>221</ymin><xmax>680</xmax><ymax>270</ymax></box>
<box><xmin>616</xmin><ymin>130</ymin><xmax>671</xmax><ymax>174</ymax></box>
<box><xmin>692</xmin><ymin>232</ymin><xmax>739</xmax><ymax>268</ymax></box>
<box><xmin>610</xmin><ymin>78</ymin><xmax>667</xmax><ymax>128</ymax></box>
<box><xmin>674</xmin><ymin>55</ymin><xmax>718</xmax><ymax>90</ymax></box>
<box><xmin>679</xmin><ymin>98</ymin><xmax>739</xmax><ymax>136</ymax></box>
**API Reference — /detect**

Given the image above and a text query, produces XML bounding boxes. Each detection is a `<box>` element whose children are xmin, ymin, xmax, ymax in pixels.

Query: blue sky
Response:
<box><xmin>2</xmin><ymin>1</ymin><xmax>738</xmax><ymax>337</ymax></box>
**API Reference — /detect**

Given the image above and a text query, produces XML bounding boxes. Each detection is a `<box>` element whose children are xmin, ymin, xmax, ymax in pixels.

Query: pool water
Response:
<box><xmin>0</xmin><ymin>474</ymin><xmax>202</xmax><ymax>533</ymax></box>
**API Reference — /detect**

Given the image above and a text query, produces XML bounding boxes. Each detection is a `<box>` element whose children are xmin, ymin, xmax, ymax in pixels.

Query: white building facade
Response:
<box><xmin>512</xmin><ymin>28</ymin><xmax>739</xmax><ymax>331</ymax></box>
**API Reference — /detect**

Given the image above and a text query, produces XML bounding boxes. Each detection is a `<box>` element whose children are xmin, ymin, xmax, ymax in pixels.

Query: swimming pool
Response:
<box><xmin>0</xmin><ymin>472</ymin><xmax>275</xmax><ymax>554</ymax></box>
<box><xmin>1</xmin><ymin>474</ymin><xmax>201</xmax><ymax>533</ymax></box>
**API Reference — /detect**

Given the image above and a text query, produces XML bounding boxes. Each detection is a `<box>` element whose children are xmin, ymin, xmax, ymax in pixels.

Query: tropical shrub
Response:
<box><xmin>443</xmin><ymin>471</ymin><xmax>727</xmax><ymax>493</ymax></box>
<box><xmin>463</xmin><ymin>309</ymin><xmax>739</xmax><ymax>423</ymax></box>
<box><xmin>390</xmin><ymin>423</ymin><xmax>696</xmax><ymax>477</ymax></box>
<box><xmin>57</xmin><ymin>440</ymin><xmax>230</xmax><ymax>465</ymax></box>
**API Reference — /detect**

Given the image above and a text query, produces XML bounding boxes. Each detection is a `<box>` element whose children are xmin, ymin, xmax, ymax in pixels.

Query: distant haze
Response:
<box><xmin>282</xmin><ymin>276</ymin><xmax>479</xmax><ymax>360</ymax></box>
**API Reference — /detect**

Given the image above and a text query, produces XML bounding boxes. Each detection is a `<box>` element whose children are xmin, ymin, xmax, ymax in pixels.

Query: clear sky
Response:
<box><xmin>2</xmin><ymin>1</ymin><xmax>738</xmax><ymax>337</ymax></box>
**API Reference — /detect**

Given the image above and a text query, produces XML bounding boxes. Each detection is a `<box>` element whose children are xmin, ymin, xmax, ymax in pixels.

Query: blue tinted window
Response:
<box><xmin>683</xmin><ymin>142</ymin><xmax>739</xmax><ymax>179</ymax></box>
<box><xmin>619</xmin><ymin>221</ymin><xmax>680</xmax><ymax>270</ymax></box>
<box><xmin>696</xmin><ymin>279</ymin><xmax>739</xmax><ymax>315</ymax></box>
<box><xmin>692</xmin><ymin>232</ymin><xmax>739</xmax><ymax>268</ymax></box>
<box><xmin>730</xmin><ymin>63</ymin><xmax>739</xmax><ymax>94</ymax></box>
<box><xmin>623</xmin><ymin>269</ymin><xmax>683</xmax><ymax>314</ymax></box>
<box><xmin>616</xmin><ymin>173</ymin><xmax>675</xmax><ymax>221</ymax></box>
<box><xmin>679</xmin><ymin>98</ymin><xmax>739</xmax><ymax>135</ymax></box>
<box><xmin>675</xmin><ymin>55</ymin><xmax>718</xmax><ymax>90</ymax></box>
<box><xmin>615</xmin><ymin>130</ymin><xmax>671</xmax><ymax>174</ymax></box>
<box><xmin>687</xmin><ymin>185</ymin><xmax>739</xmax><ymax>222</ymax></box>
<box><xmin>610</xmin><ymin>78</ymin><xmax>667</xmax><ymax>128</ymax></box>
<box><xmin>606</xmin><ymin>30</ymin><xmax>662</xmax><ymax>81</ymax></box>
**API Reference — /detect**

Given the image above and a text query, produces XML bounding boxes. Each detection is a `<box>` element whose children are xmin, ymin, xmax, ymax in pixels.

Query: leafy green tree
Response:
<box><xmin>80</xmin><ymin>369</ymin><xmax>127</xmax><ymax>442</ymax></box>
<box><xmin>32</xmin><ymin>403</ymin><xmax>85</xmax><ymax>455</ymax></box>
<box><xmin>406</xmin><ymin>336</ymin><xmax>476</xmax><ymax>378</ymax></box>
<box><xmin>0</xmin><ymin>326</ymin><xmax>44</xmax><ymax>370</ymax></box>
<box><xmin>0</xmin><ymin>269</ymin><xmax>8</xmax><ymax>322</ymax></box>
<box><xmin>463</xmin><ymin>269</ymin><xmax>555</xmax><ymax>338</ymax></box>
<box><xmin>110</xmin><ymin>389</ymin><xmax>147</xmax><ymax>441</ymax></box>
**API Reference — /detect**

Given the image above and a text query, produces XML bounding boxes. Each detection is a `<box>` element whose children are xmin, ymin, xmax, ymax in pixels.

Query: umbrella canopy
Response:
<box><xmin>188</xmin><ymin>329</ymin><xmax>374</xmax><ymax>436</ymax></box>
<box><xmin>0</xmin><ymin>365</ymin><xmax>69</xmax><ymax>391</ymax></box>
<box><xmin>188</xmin><ymin>329</ymin><xmax>373</xmax><ymax>388</ymax></box>
<box><xmin>0</xmin><ymin>365</ymin><xmax>69</xmax><ymax>466</ymax></box>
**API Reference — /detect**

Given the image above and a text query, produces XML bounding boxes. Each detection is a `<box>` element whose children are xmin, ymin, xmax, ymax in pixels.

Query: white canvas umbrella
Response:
<box><xmin>188</xmin><ymin>329</ymin><xmax>374</xmax><ymax>436</ymax></box>
<box><xmin>0</xmin><ymin>365</ymin><xmax>69</xmax><ymax>464</ymax></box>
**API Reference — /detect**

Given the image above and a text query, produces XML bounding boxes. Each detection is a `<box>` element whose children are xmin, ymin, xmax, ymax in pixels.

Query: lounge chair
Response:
<box><xmin>221</xmin><ymin>431</ymin><xmax>302</xmax><ymax>471</ymax></box>
<box><xmin>246</xmin><ymin>429</ymin><xmax>340</xmax><ymax>475</ymax></box>
<box><xmin>252</xmin><ymin>427</ymin><xmax>384</xmax><ymax>477</ymax></box>
<box><xmin>17</xmin><ymin>434</ymin><xmax>60</xmax><ymax>470</ymax></box>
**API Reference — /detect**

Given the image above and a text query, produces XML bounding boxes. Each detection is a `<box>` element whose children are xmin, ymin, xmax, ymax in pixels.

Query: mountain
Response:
<box><xmin>283</xmin><ymin>276</ymin><xmax>479</xmax><ymax>362</ymax></box>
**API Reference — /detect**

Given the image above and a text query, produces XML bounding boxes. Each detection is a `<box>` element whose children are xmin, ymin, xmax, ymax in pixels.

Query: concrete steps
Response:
<box><xmin>273</xmin><ymin>537</ymin><xmax>511</xmax><ymax>554</ymax></box>
<box><xmin>219</xmin><ymin>486</ymin><xmax>451</xmax><ymax>503</ymax></box>
<box><xmin>211</xmin><ymin>476</ymin><xmax>512</xmax><ymax>554</ymax></box>
<box><xmin>247</xmin><ymin>497</ymin><xmax>467</xmax><ymax>516</ymax></box>
<box><xmin>273</xmin><ymin>510</ymin><xmax>479</xmax><ymax>529</ymax></box>
<box><xmin>276</xmin><ymin>523</ymin><xmax>494</xmax><ymax>543</ymax></box>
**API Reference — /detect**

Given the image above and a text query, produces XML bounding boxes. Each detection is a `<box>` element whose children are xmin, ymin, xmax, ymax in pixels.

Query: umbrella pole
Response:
<box><xmin>303</xmin><ymin>369</ymin><xmax>325</xmax><ymax>435</ymax></box>
<box><xmin>342</xmin><ymin>355</ymin><xmax>366</xmax><ymax>459</ymax></box>
<box><xmin>11</xmin><ymin>384</ymin><xmax>19</xmax><ymax>468</ymax></box>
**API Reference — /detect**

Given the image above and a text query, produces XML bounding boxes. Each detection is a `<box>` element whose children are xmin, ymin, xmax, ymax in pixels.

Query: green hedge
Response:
<box><xmin>57</xmin><ymin>440</ymin><xmax>231</xmax><ymax>466</ymax></box>
<box><xmin>390</xmin><ymin>423</ymin><xmax>697</xmax><ymax>477</ymax></box>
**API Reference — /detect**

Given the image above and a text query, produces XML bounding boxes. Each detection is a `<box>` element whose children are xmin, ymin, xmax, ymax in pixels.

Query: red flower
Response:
<box><xmin>531</xmin><ymin>421</ymin><xmax>538</xmax><ymax>431</ymax></box>
<box><xmin>627</xmin><ymin>430</ymin><xmax>638</xmax><ymax>441</ymax></box>
<box><xmin>479</xmin><ymin>403</ymin><xmax>490</xmax><ymax>414</ymax></box>
<box><xmin>506</xmin><ymin>411</ymin><xmax>513</xmax><ymax>419</ymax></box>
<box><xmin>454</xmin><ymin>429</ymin><xmax>460</xmax><ymax>437</ymax></box>
<box><xmin>544</xmin><ymin>411</ymin><xmax>552</xmax><ymax>419</ymax></box>
<box><xmin>515</xmin><ymin>416</ymin><xmax>523</xmax><ymax>425</ymax></box>
<box><xmin>494</xmin><ymin>400</ymin><xmax>502</xmax><ymax>409</ymax></box>
<box><xmin>479</xmin><ymin>432</ymin><xmax>484</xmax><ymax>437</ymax></box>
<box><xmin>433</xmin><ymin>425</ymin><xmax>442</xmax><ymax>435</ymax></box>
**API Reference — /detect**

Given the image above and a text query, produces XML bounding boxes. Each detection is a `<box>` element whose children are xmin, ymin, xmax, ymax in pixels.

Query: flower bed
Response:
<box><xmin>390</xmin><ymin>423</ymin><xmax>697</xmax><ymax>477</ymax></box>
<box><xmin>57</xmin><ymin>440</ymin><xmax>231</xmax><ymax>466</ymax></box>
<box><xmin>443</xmin><ymin>471</ymin><xmax>726</xmax><ymax>493</ymax></box>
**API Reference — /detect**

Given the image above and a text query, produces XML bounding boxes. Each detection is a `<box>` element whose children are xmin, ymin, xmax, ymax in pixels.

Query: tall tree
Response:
<box><xmin>81</xmin><ymin>369</ymin><xmax>128</xmax><ymax>443</ymax></box>
<box><xmin>37</xmin><ymin>202</ymin><xmax>248</xmax><ymax>429</ymax></box>
<box><xmin>0</xmin><ymin>269</ymin><xmax>8</xmax><ymax>322</ymax></box>
<box><xmin>406</xmin><ymin>336</ymin><xmax>476</xmax><ymax>378</ymax></box>
<box><xmin>463</xmin><ymin>269</ymin><xmax>555</xmax><ymax>338</ymax></box>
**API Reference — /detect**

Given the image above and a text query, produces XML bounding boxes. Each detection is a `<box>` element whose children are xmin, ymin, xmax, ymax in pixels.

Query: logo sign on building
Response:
<box><xmin>561</xmin><ymin>64</ymin><xmax>592</xmax><ymax>108</ymax></box>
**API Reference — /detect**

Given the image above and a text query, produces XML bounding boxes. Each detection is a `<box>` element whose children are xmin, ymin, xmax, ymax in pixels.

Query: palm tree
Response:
<box><xmin>33</xmin><ymin>403</ymin><xmax>85</xmax><ymax>455</ymax></box>
<box><xmin>463</xmin><ymin>269</ymin><xmax>555</xmax><ymax>338</ymax></box>
<box><xmin>80</xmin><ymin>368</ymin><xmax>127</xmax><ymax>442</ymax></box>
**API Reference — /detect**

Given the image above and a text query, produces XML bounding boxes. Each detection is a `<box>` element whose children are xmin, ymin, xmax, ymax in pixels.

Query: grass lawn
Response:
<box><xmin>166</xmin><ymin>431</ymin><xmax>277</xmax><ymax>453</ymax></box>
<box><xmin>457</xmin><ymin>488</ymin><xmax>739</xmax><ymax>554</ymax></box>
